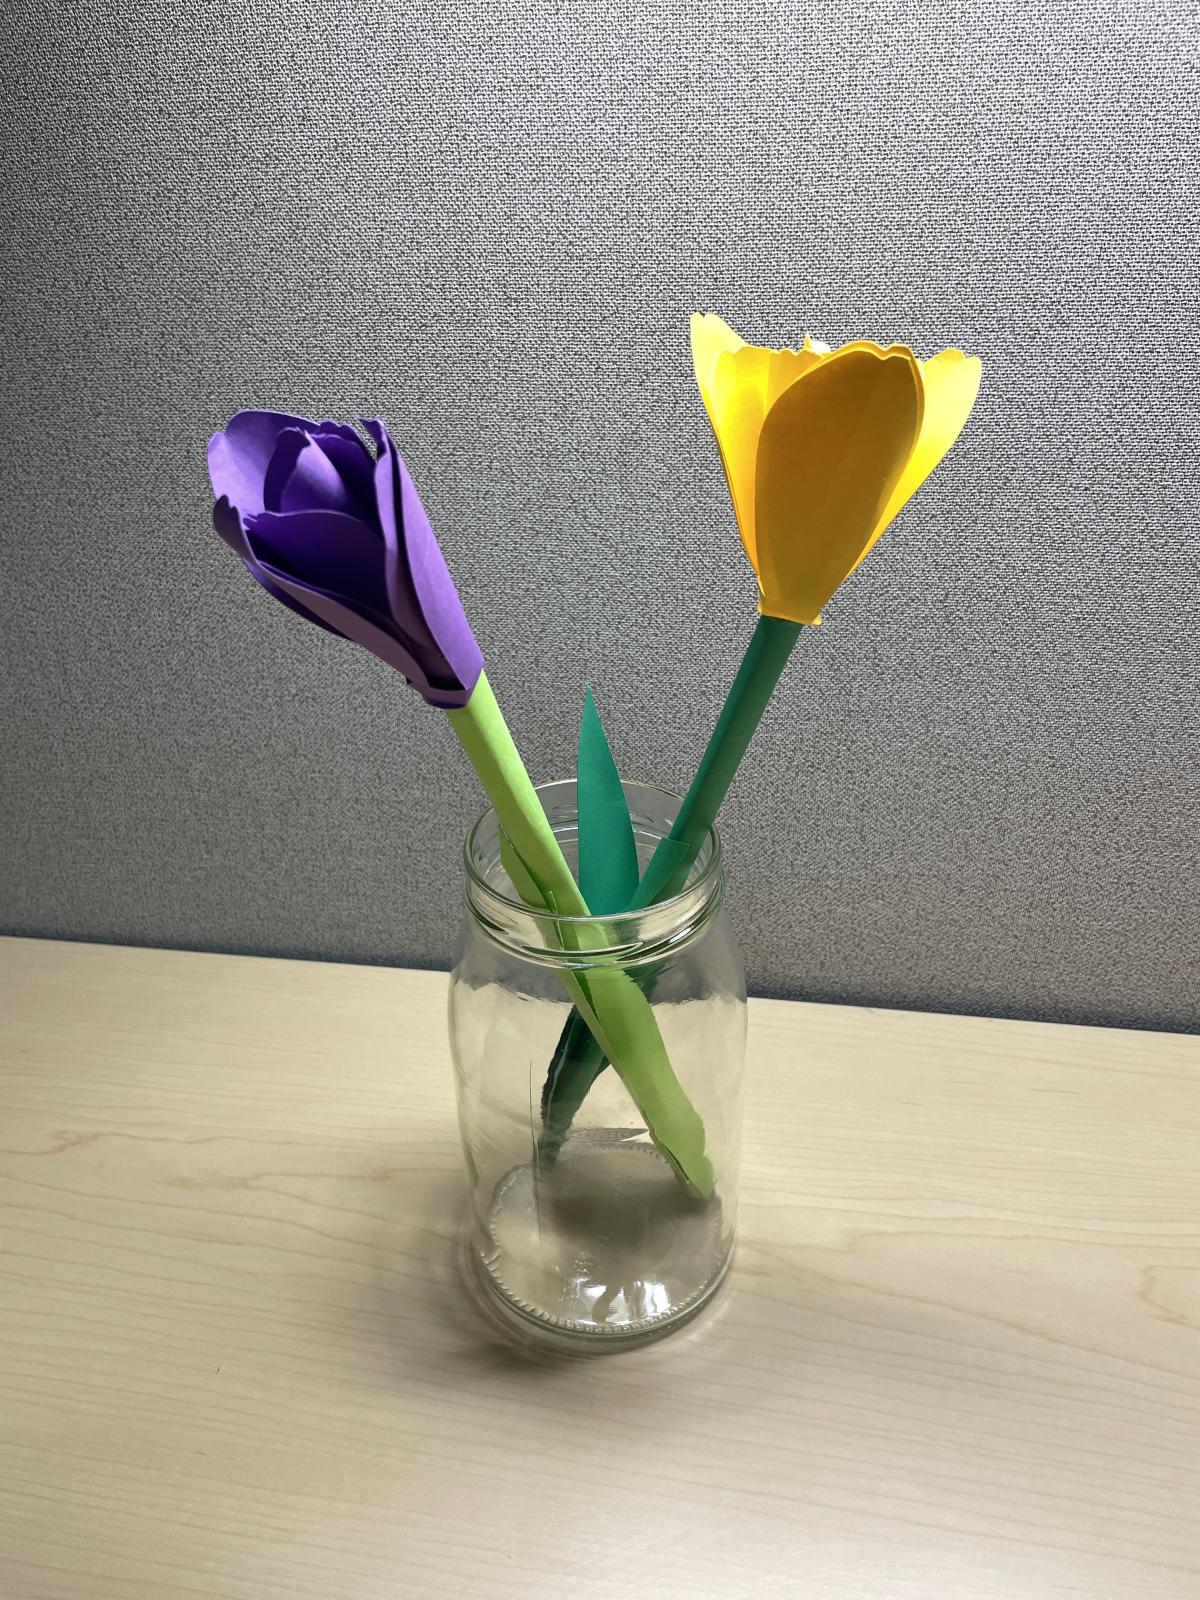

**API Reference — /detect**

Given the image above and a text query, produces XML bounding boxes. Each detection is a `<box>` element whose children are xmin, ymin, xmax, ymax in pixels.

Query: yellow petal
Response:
<box><xmin>864</xmin><ymin>348</ymin><xmax>983</xmax><ymax>559</ymax></box>
<box><xmin>764</xmin><ymin>345</ymin><xmax>825</xmax><ymax>407</ymax></box>
<box><xmin>690</xmin><ymin>313</ymin><xmax>744</xmax><ymax>413</ymax></box>
<box><xmin>708</xmin><ymin>345</ymin><xmax>771</xmax><ymax>566</ymax></box>
<box><xmin>753</xmin><ymin>346</ymin><xmax>924</xmax><ymax>623</ymax></box>
<box><xmin>707</xmin><ymin>342</ymin><xmax>826</xmax><ymax>567</ymax></box>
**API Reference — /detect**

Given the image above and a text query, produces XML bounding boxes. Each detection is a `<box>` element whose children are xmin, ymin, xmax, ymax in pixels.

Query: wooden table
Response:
<box><xmin>1</xmin><ymin>937</ymin><xmax>1197</xmax><ymax>1599</ymax></box>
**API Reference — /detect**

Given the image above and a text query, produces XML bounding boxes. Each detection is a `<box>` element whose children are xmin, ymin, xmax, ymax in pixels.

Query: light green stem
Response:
<box><xmin>446</xmin><ymin>672</ymin><xmax>714</xmax><ymax>1195</ymax></box>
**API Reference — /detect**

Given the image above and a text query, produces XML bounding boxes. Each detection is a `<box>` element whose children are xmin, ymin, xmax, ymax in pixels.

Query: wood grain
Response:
<box><xmin>1</xmin><ymin>935</ymin><xmax>1197</xmax><ymax>1599</ymax></box>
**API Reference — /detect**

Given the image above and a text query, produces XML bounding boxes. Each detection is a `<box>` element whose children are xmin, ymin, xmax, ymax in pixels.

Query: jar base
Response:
<box><xmin>464</xmin><ymin>1131</ymin><xmax>733</xmax><ymax>1352</ymax></box>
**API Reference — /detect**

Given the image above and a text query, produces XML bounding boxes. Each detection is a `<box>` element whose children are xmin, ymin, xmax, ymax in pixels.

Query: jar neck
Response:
<box><xmin>463</xmin><ymin>779</ymin><xmax>724</xmax><ymax>969</ymax></box>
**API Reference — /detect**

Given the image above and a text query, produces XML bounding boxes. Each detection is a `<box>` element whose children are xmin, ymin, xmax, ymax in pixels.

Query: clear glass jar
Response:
<box><xmin>448</xmin><ymin>778</ymin><xmax>747</xmax><ymax>1350</ymax></box>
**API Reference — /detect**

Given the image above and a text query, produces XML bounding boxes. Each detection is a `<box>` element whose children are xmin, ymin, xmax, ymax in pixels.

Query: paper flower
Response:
<box><xmin>207</xmin><ymin>411</ymin><xmax>483</xmax><ymax>708</ymax></box>
<box><xmin>691</xmin><ymin>315</ymin><xmax>982</xmax><ymax>624</ymax></box>
<box><xmin>540</xmin><ymin>316</ymin><xmax>984</xmax><ymax>1148</ymax></box>
<box><xmin>204</xmin><ymin>406</ymin><xmax>713</xmax><ymax>1193</ymax></box>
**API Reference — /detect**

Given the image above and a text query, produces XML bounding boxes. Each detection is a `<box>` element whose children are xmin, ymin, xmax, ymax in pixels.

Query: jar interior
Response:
<box><xmin>451</xmin><ymin>779</ymin><xmax>744</xmax><ymax>1349</ymax></box>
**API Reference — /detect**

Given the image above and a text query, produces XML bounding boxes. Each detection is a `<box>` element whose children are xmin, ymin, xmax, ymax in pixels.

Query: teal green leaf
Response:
<box><xmin>540</xmin><ymin>618</ymin><xmax>805</xmax><ymax>1158</ymax></box>
<box><xmin>577</xmin><ymin>686</ymin><xmax>639</xmax><ymax>916</ymax></box>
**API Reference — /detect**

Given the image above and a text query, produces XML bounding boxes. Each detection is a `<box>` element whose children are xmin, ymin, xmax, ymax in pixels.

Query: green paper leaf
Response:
<box><xmin>540</xmin><ymin>617</ymin><xmax>805</xmax><ymax>1156</ymax></box>
<box><xmin>576</xmin><ymin>686</ymin><xmax>639</xmax><ymax>916</ymax></box>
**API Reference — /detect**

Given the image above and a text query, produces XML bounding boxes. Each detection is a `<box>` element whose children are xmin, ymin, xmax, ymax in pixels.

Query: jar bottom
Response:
<box><xmin>464</xmin><ymin>1131</ymin><xmax>733</xmax><ymax>1351</ymax></box>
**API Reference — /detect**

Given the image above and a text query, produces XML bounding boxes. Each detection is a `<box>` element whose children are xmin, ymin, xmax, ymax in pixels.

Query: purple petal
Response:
<box><xmin>209</xmin><ymin>414</ymin><xmax>481</xmax><ymax>708</ymax></box>
<box><xmin>250</xmin><ymin>559</ymin><xmax>428</xmax><ymax>685</ymax></box>
<box><xmin>371</xmin><ymin>428</ymin><xmax>425</xmax><ymax>641</ymax></box>
<box><xmin>213</xmin><ymin>499</ymin><xmax>345</xmax><ymax>637</ymax></box>
<box><xmin>212</xmin><ymin>494</ymin><xmax>249</xmax><ymax>554</ymax></box>
<box><xmin>243</xmin><ymin>508</ymin><xmax>390</xmax><ymax>616</ymax></box>
<box><xmin>397</xmin><ymin>456</ymin><xmax>484</xmax><ymax>686</ymax></box>
<box><xmin>407</xmin><ymin>676</ymin><xmax>478</xmax><ymax>710</ymax></box>
<box><xmin>373</xmin><ymin>425</ymin><xmax>484</xmax><ymax>695</ymax></box>
<box><xmin>310</xmin><ymin>430</ymin><xmax>377</xmax><ymax>517</ymax></box>
<box><xmin>207</xmin><ymin>409</ymin><xmax>317</xmax><ymax>518</ymax></box>
<box><xmin>312</xmin><ymin>420</ymin><xmax>365</xmax><ymax>448</ymax></box>
<box><xmin>244</xmin><ymin>561</ymin><xmax>349</xmax><ymax>639</ymax></box>
<box><xmin>262</xmin><ymin>429</ymin><xmax>360</xmax><ymax>518</ymax></box>
<box><xmin>358</xmin><ymin>416</ymin><xmax>386</xmax><ymax>455</ymax></box>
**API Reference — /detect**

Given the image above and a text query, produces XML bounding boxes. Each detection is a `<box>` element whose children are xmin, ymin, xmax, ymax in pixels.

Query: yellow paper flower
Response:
<box><xmin>691</xmin><ymin>314</ymin><xmax>982</xmax><ymax>624</ymax></box>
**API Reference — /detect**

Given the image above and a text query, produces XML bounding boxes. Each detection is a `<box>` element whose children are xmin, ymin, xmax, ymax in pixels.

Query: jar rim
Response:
<box><xmin>463</xmin><ymin>775</ymin><xmax>723</xmax><ymax>928</ymax></box>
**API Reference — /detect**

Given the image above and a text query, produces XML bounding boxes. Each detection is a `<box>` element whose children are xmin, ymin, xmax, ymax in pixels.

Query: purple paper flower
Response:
<box><xmin>207</xmin><ymin>411</ymin><xmax>483</xmax><ymax>709</ymax></box>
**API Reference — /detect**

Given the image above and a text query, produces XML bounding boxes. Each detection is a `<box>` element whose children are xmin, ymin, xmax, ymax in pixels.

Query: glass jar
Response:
<box><xmin>448</xmin><ymin>778</ymin><xmax>746</xmax><ymax>1350</ymax></box>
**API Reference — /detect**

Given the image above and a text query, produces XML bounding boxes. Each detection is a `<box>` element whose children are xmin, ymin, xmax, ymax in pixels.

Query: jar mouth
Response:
<box><xmin>463</xmin><ymin>776</ymin><xmax>723</xmax><ymax>929</ymax></box>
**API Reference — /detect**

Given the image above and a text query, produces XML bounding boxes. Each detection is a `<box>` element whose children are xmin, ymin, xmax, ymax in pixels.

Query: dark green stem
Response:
<box><xmin>539</xmin><ymin>615</ymin><xmax>804</xmax><ymax>1145</ymax></box>
<box><xmin>631</xmin><ymin>615</ymin><xmax>803</xmax><ymax>908</ymax></box>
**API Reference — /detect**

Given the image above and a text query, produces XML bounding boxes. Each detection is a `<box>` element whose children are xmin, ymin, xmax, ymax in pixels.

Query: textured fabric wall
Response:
<box><xmin>2</xmin><ymin>1</ymin><xmax>1197</xmax><ymax>1029</ymax></box>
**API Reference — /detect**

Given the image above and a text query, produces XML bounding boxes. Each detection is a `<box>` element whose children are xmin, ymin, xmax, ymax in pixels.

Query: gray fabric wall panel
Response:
<box><xmin>2</xmin><ymin>2</ymin><xmax>1197</xmax><ymax>1029</ymax></box>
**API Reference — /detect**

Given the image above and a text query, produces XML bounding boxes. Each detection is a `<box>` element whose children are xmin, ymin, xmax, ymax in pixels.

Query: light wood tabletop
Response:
<box><xmin>1</xmin><ymin>935</ymin><xmax>1197</xmax><ymax>1599</ymax></box>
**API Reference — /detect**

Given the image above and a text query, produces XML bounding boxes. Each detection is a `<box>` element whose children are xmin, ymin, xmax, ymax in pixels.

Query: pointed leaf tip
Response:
<box><xmin>576</xmin><ymin>686</ymin><xmax>639</xmax><ymax>916</ymax></box>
